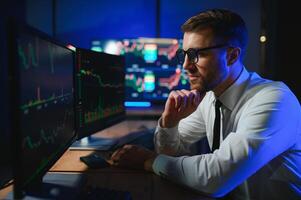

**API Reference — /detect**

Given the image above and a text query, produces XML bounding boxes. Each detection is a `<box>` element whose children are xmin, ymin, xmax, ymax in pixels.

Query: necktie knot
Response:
<box><xmin>215</xmin><ymin>99</ymin><xmax>222</xmax><ymax>109</ymax></box>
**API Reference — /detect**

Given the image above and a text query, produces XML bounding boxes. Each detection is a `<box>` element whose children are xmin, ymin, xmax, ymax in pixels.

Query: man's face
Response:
<box><xmin>182</xmin><ymin>29</ymin><xmax>229</xmax><ymax>92</ymax></box>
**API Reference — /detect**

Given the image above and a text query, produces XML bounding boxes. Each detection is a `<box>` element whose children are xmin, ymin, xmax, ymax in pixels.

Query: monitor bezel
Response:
<box><xmin>8</xmin><ymin>20</ymin><xmax>77</xmax><ymax>199</ymax></box>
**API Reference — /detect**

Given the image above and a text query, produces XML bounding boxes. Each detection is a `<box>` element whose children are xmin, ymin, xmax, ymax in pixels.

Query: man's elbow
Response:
<box><xmin>190</xmin><ymin>178</ymin><xmax>235</xmax><ymax>198</ymax></box>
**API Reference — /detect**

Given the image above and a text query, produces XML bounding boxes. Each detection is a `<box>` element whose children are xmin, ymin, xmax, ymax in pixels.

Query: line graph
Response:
<box><xmin>21</xmin><ymin>87</ymin><xmax>72</xmax><ymax>111</ymax></box>
<box><xmin>17</xmin><ymin>38</ymin><xmax>39</xmax><ymax>70</ymax></box>
<box><xmin>79</xmin><ymin>69</ymin><xmax>124</xmax><ymax>89</ymax></box>
<box><xmin>78</xmin><ymin>68</ymin><xmax>124</xmax><ymax>124</ymax></box>
<box><xmin>17</xmin><ymin>38</ymin><xmax>55</xmax><ymax>73</ymax></box>
<box><xmin>125</xmin><ymin>73</ymin><xmax>144</xmax><ymax>92</ymax></box>
<box><xmin>77</xmin><ymin>63</ymin><xmax>125</xmax><ymax>126</ymax></box>
<box><xmin>22</xmin><ymin>108</ymin><xmax>73</xmax><ymax>150</ymax></box>
<box><xmin>18</xmin><ymin>35</ymin><xmax>74</xmax><ymax>112</ymax></box>
<box><xmin>84</xmin><ymin>98</ymin><xmax>124</xmax><ymax>124</ymax></box>
<box><xmin>159</xmin><ymin>68</ymin><xmax>188</xmax><ymax>90</ymax></box>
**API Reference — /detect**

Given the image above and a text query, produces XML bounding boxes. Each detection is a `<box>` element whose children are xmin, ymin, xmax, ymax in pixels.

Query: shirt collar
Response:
<box><xmin>211</xmin><ymin>66</ymin><xmax>250</xmax><ymax>111</ymax></box>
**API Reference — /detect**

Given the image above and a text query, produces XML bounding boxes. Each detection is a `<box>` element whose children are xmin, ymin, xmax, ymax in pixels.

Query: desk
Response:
<box><xmin>50</xmin><ymin>150</ymin><xmax>214</xmax><ymax>200</ymax></box>
<box><xmin>126</xmin><ymin>106</ymin><xmax>163</xmax><ymax>119</ymax></box>
<box><xmin>0</xmin><ymin>120</ymin><xmax>214</xmax><ymax>200</ymax></box>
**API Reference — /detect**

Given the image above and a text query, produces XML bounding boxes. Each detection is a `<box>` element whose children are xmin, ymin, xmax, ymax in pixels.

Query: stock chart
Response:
<box><xmin>75</xmin><ymin>49</ymin><xmax>125</xmax><ymax>138</ymax></box>
<box><xmin>91</xmin><ymin>38</ymin><xmax>190</xmax><ymax>105</ymax></box>
<box><xmin>15</xmin><ymin>27</ymin><xmax>75</xmax><ymax>186</ymax></box>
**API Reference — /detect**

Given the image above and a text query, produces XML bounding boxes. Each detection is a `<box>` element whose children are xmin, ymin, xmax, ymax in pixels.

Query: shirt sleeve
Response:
<box><xmin>152</xmin><ymin>85</ymin><xmax>301</xmax><ymax>197</ymax></box>
<box><xmin>154</xmin><ymin>104</ymin><xmax>207</xmax><ymax>156</ymax></box>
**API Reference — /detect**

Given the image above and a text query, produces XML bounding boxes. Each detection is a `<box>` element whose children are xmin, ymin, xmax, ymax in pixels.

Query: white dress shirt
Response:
<box><xmin>153</xmin><ymin>67</ymin><xmax>301</xmax><ymax>199</ymax></box>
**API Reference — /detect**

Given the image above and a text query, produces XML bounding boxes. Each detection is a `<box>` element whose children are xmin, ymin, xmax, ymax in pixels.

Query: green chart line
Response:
<box><xmin>18</xmin><ymin>39</ymin><xmax>38</xmax><ymax>70</ymax></box>
<box><xmin>78</xmin><ymin>69</ymin><xmax>124</xmax><ymax>124</ymax></box>
<box><xmin>18</xmin><ymin>38</ymin><xmax>55</xmax><ymax>73</ymax></box>
<box><xmin>125</xmin><ymin>74</ymin><xmax>144</xmax><ymax>92</ymax></box>
<box><xmin>21</xmin><ymin>87</ymin><xmax>72</xmax><ymax>110</ymax></box>
<box><xmin>84</xmin><ymin>97</ymin><xmax>123</xmax><ymax>124</ymax></box>
<box><xmin>79</xmin><ymin>69</ymin><xmax>123</xmax><ymax>88</ymax></box>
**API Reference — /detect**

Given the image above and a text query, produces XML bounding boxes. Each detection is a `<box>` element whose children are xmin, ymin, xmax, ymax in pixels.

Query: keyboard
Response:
<box><xmin>79</xmin><ymin>185</ymin><xmax>132</xmax><ymax>200</ymax></box>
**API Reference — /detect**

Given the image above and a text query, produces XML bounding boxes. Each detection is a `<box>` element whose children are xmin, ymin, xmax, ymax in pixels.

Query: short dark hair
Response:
<box><xmin>181</xmin><ymin>9</ymin><xmax>248</xmax><ymax>58</ymax></box>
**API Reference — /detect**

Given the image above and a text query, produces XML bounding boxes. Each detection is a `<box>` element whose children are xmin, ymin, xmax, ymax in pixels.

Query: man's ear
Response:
<box><xmin>226</xmin><ymin>47</ymin><xmax>241</xmax><ymax>65</ymax></box>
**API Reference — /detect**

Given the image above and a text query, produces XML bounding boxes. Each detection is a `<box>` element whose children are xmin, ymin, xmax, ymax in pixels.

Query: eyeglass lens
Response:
<box><xmin>177</xmin><ymin>49</ymin><xmax>198</xmax><ymax>65</ymax></box>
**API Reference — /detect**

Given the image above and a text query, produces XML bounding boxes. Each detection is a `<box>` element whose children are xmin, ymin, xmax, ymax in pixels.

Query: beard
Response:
<box><xmin>189</xmin><ymin>76</ymin><xmax>209</xmax><ymax>92</ymax></box>
<box><xmin>189</xmin><ymin>71</ymin><xmax>222</xmax><ymax>93</ymax></box>
<box><xmin>186</xmin><ymin>63</ymin><xmax>224</xmax><ymax>93</ymax></box>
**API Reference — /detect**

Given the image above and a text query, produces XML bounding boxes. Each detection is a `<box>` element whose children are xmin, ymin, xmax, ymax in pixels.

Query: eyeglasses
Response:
<box><xmin>176</xmin><ymin>44</ymin><xmax>228</xmax><ymax>65</ymax></box>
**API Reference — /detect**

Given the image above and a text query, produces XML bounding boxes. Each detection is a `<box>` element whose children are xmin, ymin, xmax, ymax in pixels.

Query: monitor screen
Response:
<box><xmin>8</xmin><ymin>22</ymin><xmax>76</xmax><ymax>199</ymax></box>
<box><xmin>91</xmin><ymin>38</ymin><xmax>190</xmax><ymax>108</ymax></box>
<box><xmin>75</xmin><ymin>48</ymin><xmax>126</xmax><ymax>140</ymax></box>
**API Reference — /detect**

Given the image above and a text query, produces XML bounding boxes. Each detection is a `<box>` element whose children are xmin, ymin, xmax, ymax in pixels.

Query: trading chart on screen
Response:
<box><xmin>75</xmin><ymin>48</ymin><xmax>125</xmax><ymax>138</ymax></box>
<box><xmin>91</xmin><ymin>38</ymin><xmax>190</xmax><ymax>107</ymax></box>
<box><xmin>13</xmin><ymin>26</ymin><xmax>75</xmax><ymax>187</ymax></box>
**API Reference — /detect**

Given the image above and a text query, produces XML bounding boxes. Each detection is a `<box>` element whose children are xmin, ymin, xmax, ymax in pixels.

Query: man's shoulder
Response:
<box><xmin>247</xmin><ymin>73</ymin><xmax>289</xmax><ymax>94</ymax></box>
<box><xmin>237</xmin><ymin>72</ymin><xmax>300</xmax><ymax>107</ymax></box>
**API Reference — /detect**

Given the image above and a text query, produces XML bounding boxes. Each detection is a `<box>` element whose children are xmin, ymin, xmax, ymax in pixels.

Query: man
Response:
<box><xmin>108</xmin><ymin>9</ymin><xmax>301</xmax><ymax>199</ymax></box>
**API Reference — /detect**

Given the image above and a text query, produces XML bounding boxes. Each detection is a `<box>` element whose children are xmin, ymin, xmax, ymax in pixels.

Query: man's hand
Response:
<box><xmin>161</xmin><ymin>89</ymin><xmax>205</xmax><ymax>128</ymax></box>
<box><xmin>107</xmin><ymin>145</ymin><xmax>157</xmax><ymax>171</ymax></box>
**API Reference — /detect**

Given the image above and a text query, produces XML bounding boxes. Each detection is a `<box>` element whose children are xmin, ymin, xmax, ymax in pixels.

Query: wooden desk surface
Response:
<box><xmin>51</xmin><ymin>119</ymin><xmax>155</xmax><ymax>172</ymax></box>
<box><xmin>49</xmin><ymin>149</ymin><xmax>214</xmax><ymax>200</ymax></box>
<box><xmin>0</xmin><ymin>120</ymin><xmax>214</xmax><ymax>200</ymax></box>
<box><xmin>85</xmin><ymin>119</ymin><xmax>158</xmax><ymax>139</ymax></box>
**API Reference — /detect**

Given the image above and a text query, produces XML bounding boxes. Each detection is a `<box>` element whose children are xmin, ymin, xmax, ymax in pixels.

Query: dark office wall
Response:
<box><xmin>263</xmin><ymin>0</ymin><xmax>301</xmax><ymax>101</ymax></box>
<box><xmin>0</xmin><ymin>0</ymin><xmax>26</xmax><ymax>185</ymax></box>
<box><xmin>25</xmin><ymin>0</ymin><xmax>261</xmax><ymax>73</ymax></box>
<box><xmin>56</xmin><ymin>0</ymin><xmax>157</xmax><ymax>45</ymax></box>
<box><xmin>26</xmin><ymin>0</ymin><xmax>53</xmax><ymax>35</ymax></box>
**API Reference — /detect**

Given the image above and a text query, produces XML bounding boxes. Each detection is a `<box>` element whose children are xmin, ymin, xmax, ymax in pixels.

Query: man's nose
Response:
<box><xmin>183</xmin><ymin>55</ymin><xmax>194</xmax><ymax>70</ymax></box>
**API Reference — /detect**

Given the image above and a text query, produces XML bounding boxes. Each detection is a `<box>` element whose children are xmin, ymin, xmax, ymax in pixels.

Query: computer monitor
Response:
<box><xmin>8</xmin><ymin>21</ymin><xmax>79</xmax><ymax>199</ymax></box>
<box><xmin>70</xmin><ymin>48</ymin><xmax>126</xmax><ymax>150</ymax></box>
<box><xmin>91</xmin><ymin>38</ymin><xmax>190</xmax><ymax>109</ymax></box>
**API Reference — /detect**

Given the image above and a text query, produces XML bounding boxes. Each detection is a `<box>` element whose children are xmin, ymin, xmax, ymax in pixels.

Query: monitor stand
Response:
<box><xmin>69</xmin><ymin>136</ymin><xmax>119</xmax><ymax>151</ymax></box>
<box><xmin>0</xmin><ymin>163</ymin><xmax>12</xmax><ymax>189</ymax></box>
<box><xmin>7</xmin><ymin>173</ymin><xmax>86</xmax><ymax>200</ymax></box>
<box><xmin>69</xmin><ymin>128</ymin><xmax>155</xmax><ymax>151</ymax></box>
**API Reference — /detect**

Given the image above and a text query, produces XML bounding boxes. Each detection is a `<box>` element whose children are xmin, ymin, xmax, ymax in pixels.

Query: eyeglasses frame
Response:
<box><xmin>176</xmin><ymin>44</ymin><xmax>229</xmax><ymax>65</ymax></box>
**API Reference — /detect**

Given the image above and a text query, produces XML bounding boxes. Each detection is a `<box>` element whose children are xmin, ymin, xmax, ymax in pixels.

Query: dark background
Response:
<box><xmin>1</xmin><ymin>0</ymin><xmax>300</xmax><ymax>186</ymax></box>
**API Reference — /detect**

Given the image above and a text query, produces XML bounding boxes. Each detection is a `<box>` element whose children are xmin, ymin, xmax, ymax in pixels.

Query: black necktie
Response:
<box><xmin>212</xmin><ymin>100</ymin><xmax>222</xmax><ymax>152</ymax></box>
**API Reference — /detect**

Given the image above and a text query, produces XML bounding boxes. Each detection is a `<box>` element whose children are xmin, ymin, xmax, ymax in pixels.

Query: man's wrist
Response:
<box><xmin>144</xmin><ymin>156</ymin><xmax>156</xmax><ymax>172</ymax></box>
<box><xmin>160</xmin><ymin>116</ymin><xmax>178</xmax><ymax>128</ymax></box>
